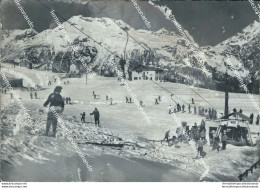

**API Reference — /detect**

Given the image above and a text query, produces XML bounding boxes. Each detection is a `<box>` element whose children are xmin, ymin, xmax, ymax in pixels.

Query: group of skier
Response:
<box><xmin>43</xmin><ymin>86</ymin><xmax>102</xmax><ymax>137</ymax></box>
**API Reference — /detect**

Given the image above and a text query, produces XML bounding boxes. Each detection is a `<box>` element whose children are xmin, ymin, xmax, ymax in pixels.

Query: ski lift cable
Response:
<box><xmin>184</xmin><ymin>84</ymin><xmax>217</xmax><ymax>110</ymax></box>
<box><xmin>151</xmin><ymin>80</ymin><xmax>181</xmax><ymax>105</ymax></box>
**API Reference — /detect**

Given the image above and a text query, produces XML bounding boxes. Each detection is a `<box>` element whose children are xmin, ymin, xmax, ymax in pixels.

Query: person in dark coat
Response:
<box><xmin>239</xmin><ymin>109</ymin><xmax>243</xmax><ymax>113</ymax></box>
<box><xmin>80</xmin><ymin>112</ymin><xmax>86</xmax><ymax>123</ymax></box>
<box><xmin>126</xmin><ymin>96</ymin><xmax>128</xmax><ymax>103</ymax></box>
<box><xmin>182</xmin><ymin>104</ymin><xmax>185</xmax><ymax>112</ymax></box>
<box><xmin>188</xmin><ymin>104</ymin><xmax>191</xmax><ymax>113</ymax></box>
<box><xmin>65</xmin><ymin>97</ymin><xmax>69</xmax><ymax>104</ymax></box>
<box><xmin>34</xmin><ymin>92</ymin><xmax>37</xmax><ymax>99</ymax></box>
<box><xmin>194</xmin><ymin>106</ymin><xmax>197</xmax><ymax>114</ymax></box>
<box><xmin>212</xmin><ymin>134</ymin><xmax>220</xmax><ymax>152</ymax></box>
<box><xmin>222</xmin><ymin>132</ymin><xmax>228</xmax><ymax>150</ymax></box>
<box><xmin>90</xmin><ymin>108</ymin><xmax>100</xmax><ymax>127</ymax></box>
<box><xmin>43</xmin><ymin>86</ymin><xmax>64</xmax><ymax>137</ymax></box>
<box><xmin>249</xmin><ymin>113</ymin><xmax>254</xmax><ymax>124</ymax></box>
<box><xmin>192</xmin><ymin>98</ymin><xmax>194</xmax><ymax>104</ymax></box>
<box><xmin>163</xmin><ymin>130</ymin><xmax>170</xmax><ymax>142</ymax></box>
<box><xmin>30</xmin><ymin>92</ymin><xmax>33</xmax><ymax>99</ymax></box>
<box><xmin>256</xmin><ymin>115</ymin><xmax>259</xmax><ymax>125</ymax></box>
<box><xmin>10</xmin><ymin>92</ymin><xmax>13</xmax><ymax>99</ymax></box>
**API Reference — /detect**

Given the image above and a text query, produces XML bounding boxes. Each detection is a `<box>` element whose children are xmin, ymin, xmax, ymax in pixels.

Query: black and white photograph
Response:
<box><xmin>0</xmin><ymin>0</ymin><xmax>259</xmax><ymax>185</ymax></box>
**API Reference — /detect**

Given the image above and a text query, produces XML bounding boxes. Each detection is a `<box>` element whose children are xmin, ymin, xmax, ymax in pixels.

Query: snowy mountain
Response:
<box><xmin>0</xmin><ymin>16</ymin><xmax>259</xmax><ymax>93</ymax></box>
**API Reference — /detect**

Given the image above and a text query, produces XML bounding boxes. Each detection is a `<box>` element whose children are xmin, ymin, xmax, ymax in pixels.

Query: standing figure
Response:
<box><xmin>10</xmin><ymin>92</ymin><xmax>13</xmax><ymax>99</ymax></box>
<box><xmin>182</xmin><ymin>104</ymin><xmax>185</xmax><ymax>112</ymax></box>
<box><xmin>126</xmin><ymin>96</ymin><xmax>129</xmax><ymax>103</ymax></box>
<box><xmin>66</xmin><ymin>97</ymin><xmax>69</xmax><ymax>104</ymax></box>
<box><xmin>80</xmin><ymin>112</ymin><xmax>86</xmax><ymax>123</ymax></box>
<box><xmin>106</xmin><ymin>95</ymin><xmax>108</xmax><ymax>100</ymax></box>
<box><xmin>239</xmin><ymin>109</ymin><xmax>243</xmax><ymax>113</ymax></box>
<box><xmin>158</xmin><ymin>96</ymin><xmax>161</xmax><ymax>101</ymax></box>
<box><xmin>94</xmin><ymin>94</ymin><xmax>97</xmax><ymax>99</ymax></box>
<box><xmin>256</xmin><ymin>115</ymin><xmax>259</xmax><ymax>125</ymax></box>
<box><xmin>163</xmin><ymin>130</ymin><xmax>170</xmax><ymax>142</ymax></box>
<box><xmin>155</xmin><ymin>98</ymin><xmax>159</xmax><ymax>105</ymax></box>
<box><xmin>30</xmin><ymin>92</ymin><xmax>33</xmax><ymax>99</ymax></box>
<box><xmin>140</xmin><ymin>100</ymin><xmax>143</xmax><ymax>107</ymax></box>
<box><xmin>222</xmin><ymin>132</ymin><xmax>228</xmax><ymax>150</ymax></box>
<box><xmin>90</xmin><ymin>108</ymin><xmax>100</xmax><ymax>127</ymax></box>
<box><xmin>34</xmin><ymin>92</ymin><xmax>37</xmax><ymax>99</ymax></box>
<box><xmin>188</xmin><ymin>104</ymin><xmax>191</xmax><ymax>113</ymax></box>
<box><xmin>129</xmin><ymin>97</ymin><xmax>132</xmax><ymax>103</ymax></box>
<box><xmin>197</xmin><ymin>138</ymin><xmax>204</xmax><ymax>157</ymax></box>
<box><xmin>249</xmin><ymin>113</ymin><xmax>254</xmax><ymax>124</ymax></box>
<box><xmin>168</xmin><ymin>105</ymin><xmax>173</xmax><ymax>114</ymax></box>
<box><xmin>43</xmin><ymin>86</ymin><xmax>64</xmax><ymax>137</ymax></box>
<box><xmin>192</xmin><ymin>98</ymin><xmax>194</xmax><ymax>104</ymax></box>
<box><xmin>194</xmin><ymin>106</ymin><xmax>197</xmax><ymax>114</ymax></box>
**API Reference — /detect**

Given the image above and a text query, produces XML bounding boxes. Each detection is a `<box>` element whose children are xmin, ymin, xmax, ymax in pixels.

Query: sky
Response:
<box><xmin>0</xmin><ymin>0</ymin><xmax>259</xmax><ymax>46</ymax></box>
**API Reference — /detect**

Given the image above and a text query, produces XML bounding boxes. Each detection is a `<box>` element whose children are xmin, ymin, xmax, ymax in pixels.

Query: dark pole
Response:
<box><xmin>224</xmin><ymin>65</ymin><xmax>229</xmax><ymax>116</ymax></box>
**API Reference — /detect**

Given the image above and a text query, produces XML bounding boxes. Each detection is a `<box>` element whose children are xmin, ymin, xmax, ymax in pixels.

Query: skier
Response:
<box><xmin>182</xmin><ymin>104</ymin><xmax>185</xmax><ymax>112</ymax></box>
<box><xmin>188</xmin><ymin>104</ymin><xmax>191</xmax><ymax>113</ymax></box>
<box><xmin>158</xmin><ymin>96</ymin><xmax>161</xmax><ymax>101</ymax></box>
<box><xmin>256</xmin><ymin>115</ymin><xmax>259</xmax><ymax>125</ymax></box>
<box><xmin>30</xmin><ymin>92</ymin><xmax>33</xmax><ymax>99</ymax></box>
<box><xmin>126</xmin><ymin>96</ymin><xmax>129</xmax><ymax>103</ymax></box>
<box><xmin>222</xmin><ymin>132</ymin><xmax>228</xmax><ymax>150</ymax></box>
<box><xmin>212</xmin><ymin>133</ymin><xmax>220</xmax><ymax>152</ymax></box>
<box><xmin>163</xmin><ymin>130</ymin><xmax>170</xmax><ymax>142</ymax></box>
<box><xmin>65</xmin><ymin>97</ymin><xmax>69</xmax><ymax>104</ymax></box>
<box><xmin>194</xmin><ymin>106</ymin><xmax>197</xmax><ymax>114</ymax></box>
<box><xmin>177</xmin><ymin>103</ymin><xmax>181</xmax><ymax>111</ymax></box>
<box><xmin>110</xmin><ymin>98</ymin><xmax>113</xmax><ymax>105</ymax></box>
<box><xmin>249</xmin><ymin>113</ymin><xmax>254</xmax><ymax>124</ymax></box>
<box><xmin>43</xmin><ymin>86</ymin><xmax>64</xmax><ymax>137</ymax></box>
<box><xmin>68</xmin><ymin>97</ymin><xmax>71</xmax><ymax>104</ymax></box>
<box><xmin>129</xmin><ymin>97</ymin><xmax>132</xmax><ymax>103</ymax></box>
<box><xmin>80</xmin><ymin>112</ymin><xmax>86</xmax><ymax>123</ymax></box>
<box><xmin>197</xmin><ymin>138</ymin><xmax>204</xmax><ymax>157</ymax></box>
<box><xmin>140</xmin><ymin>100</ymin><xmax>143</xmax><ymax>107</ymax></box>
<box><xmin>155</xmin><ymin>98</ymin><xmax>159</xmax><ymax>105</ymax></box>
<box><xmin>106</xmin><ymin>95</ymin><xmax>108</xmax><ymax>100</ymax></box>
<box><xmin>239</xmin><ymin>109</ymin><xmax>243</xmax><ymax>113</ymax></box>
<box><xmin>192</xmin><ymin>98</ymin><xmax>194</xmax><ymax>104</ymax></box>
<box><xmin>93</xmin><ymin>91</ymin><xmax>95</xmax><ymax>96</ymax></box>
<box><xmin>168</xmin><ymin>105</ymin><xmax>173</xmax><ymax>114</ymax></box>
<box><xmin>90</xmin><ymin>108</ymin><xmax>100</xmax><ymax>127</ymax></box>
<box><xmin>34</xmin><ymin>92</ymin><xmax>37</xmax><ymax>99</ymax></box>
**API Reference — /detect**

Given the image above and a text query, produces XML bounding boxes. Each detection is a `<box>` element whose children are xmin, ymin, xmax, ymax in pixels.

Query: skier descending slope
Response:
<box><xmin>43</xmin><ymin>86</ymin><xmax>64</xmax><ymax>137</ymax></box>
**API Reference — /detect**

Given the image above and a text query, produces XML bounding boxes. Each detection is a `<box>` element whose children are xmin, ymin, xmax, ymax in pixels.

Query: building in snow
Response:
<box><xmin>67</xmin><ymin>64</ymin><xmax>81</xmax><ymax>78</ymax></box>
<box><xmin>130</xmin><ymin>65</ymin><xmax>164</xmax><ymax>81</ymax></box>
